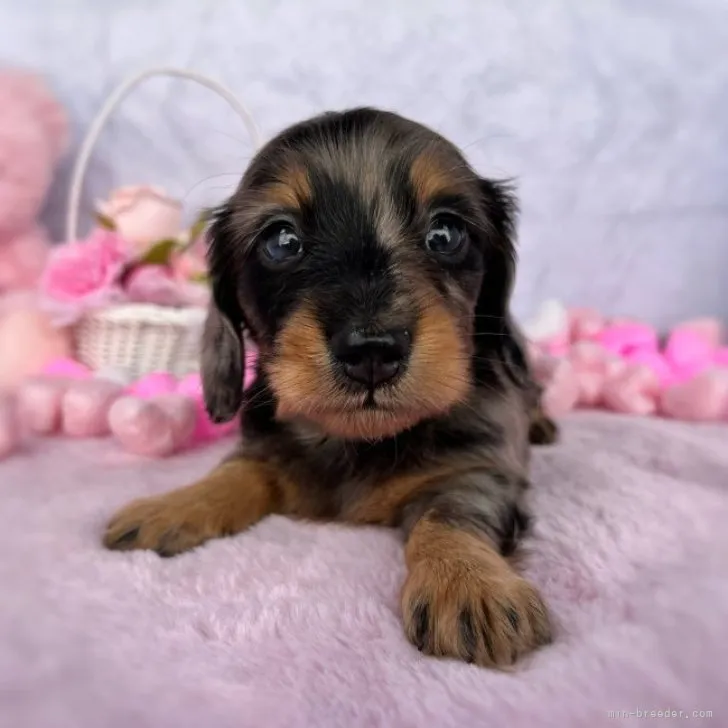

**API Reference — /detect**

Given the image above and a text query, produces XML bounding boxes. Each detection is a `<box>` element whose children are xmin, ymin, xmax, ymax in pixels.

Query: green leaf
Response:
<box><xmin>137</xmin><ymin>238</ymin><xmax>181</xmax><ymax>266</ymax></box>
<box><xmin>187</xmin><ymin>210</ymin><xmax>210</xmax><ymax>244</ymax></box>
<box><xmin>95</xmin><ymin>213</ymin><xmax>116</xmax><ymax>230</ymax></box>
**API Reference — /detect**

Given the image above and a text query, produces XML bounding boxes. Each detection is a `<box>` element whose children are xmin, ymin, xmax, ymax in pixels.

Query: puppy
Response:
<box><xmin>104</xmin><ymin>108</ymin><xmax>558</xmax><ymax>668</ymax></box>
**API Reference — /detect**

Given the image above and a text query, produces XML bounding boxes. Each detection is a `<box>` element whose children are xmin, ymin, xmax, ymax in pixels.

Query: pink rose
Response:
<box><xmin>171</xmin><ymin>246</ymin><xmax>207</xmax><ymax>282</ymax></box>
<box><xmin>40</xmin><ymin>229</ymin><xmax>128</xmax><ymax>325</ymax></box>
<box><xmin>124</xmin><ymin>265</ymin><xmax>210</xmax><ymax>308</ymax></box>
<box><xmin>125</xmin><ymin>265</ymin><xmax>186</xmax><ymax>307</ymax></box>
<box><xmin>96</xmin><ymin>186</ymin><xmax>183</xmax><ymax>252</ymax></box>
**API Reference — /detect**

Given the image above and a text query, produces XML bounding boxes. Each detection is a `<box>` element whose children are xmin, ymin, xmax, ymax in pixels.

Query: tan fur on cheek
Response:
<box><xmin>398</xmin><ymin>302</ymin><xmax>471</xmax><ymax>414</ymax></box>
<box><xmin>269</xmin><ymin>301</ymin><xmax>471</xmax><ymax>438</ymax></box>
<box><xmin>267</xmin><ymin>303</ymin><xmax>338</xmax><ymax>419</ymax></box>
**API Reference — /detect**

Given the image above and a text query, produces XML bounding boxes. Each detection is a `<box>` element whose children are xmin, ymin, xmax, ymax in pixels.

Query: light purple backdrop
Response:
<box><xmin>2</xmin><ymin>0</ymin><xmax>727</xmax><ymax>327</ymax></box>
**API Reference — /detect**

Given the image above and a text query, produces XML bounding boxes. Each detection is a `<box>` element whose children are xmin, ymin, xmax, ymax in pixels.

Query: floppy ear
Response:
<box><xmin>474</xmin><ymin>178</ymin><xmax>530</xmax><ymax>386</ymax></box>
<box><xmin>474</xmin><ymin>177</ymin><xmax>518</xmax><ymax>323</ymax></box>
<box><xmin>200</xmin><ymin>207</ymin><xmax>247</xmax><ymax>423</ymax></box>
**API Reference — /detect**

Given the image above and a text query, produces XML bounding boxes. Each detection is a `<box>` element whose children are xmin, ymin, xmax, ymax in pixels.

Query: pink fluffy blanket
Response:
<box><xmin>1</xmin><ymin>413</ymin><xmax>726</xmax><ymax>728</ymax></box>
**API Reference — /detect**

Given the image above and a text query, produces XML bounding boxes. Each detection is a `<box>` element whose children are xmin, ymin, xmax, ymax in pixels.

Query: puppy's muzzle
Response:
<box><xmin>329</xmin><ymin>327</ymin><xmax>412</xmax><ymax>389</ymax></box>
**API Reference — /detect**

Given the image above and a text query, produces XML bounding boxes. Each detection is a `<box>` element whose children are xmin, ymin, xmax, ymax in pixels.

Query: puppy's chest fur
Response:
<box><xmin>240</xmin><ymin>372</ymin><xmax>531</xmax><ymax>528</ymax></box>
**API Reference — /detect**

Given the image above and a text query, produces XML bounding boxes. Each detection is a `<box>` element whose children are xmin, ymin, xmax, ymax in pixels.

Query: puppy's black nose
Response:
<box><xmin>330</xmin><ymin>328</ymin><xmax>411</xmax><ymax>388</ymax></box>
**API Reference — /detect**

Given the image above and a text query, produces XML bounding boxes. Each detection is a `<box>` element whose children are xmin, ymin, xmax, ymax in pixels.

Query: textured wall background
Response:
<box><xmin>1</xmin><ymin>0</ymin><xmax>727</xmax><ymax>326</ymax></box>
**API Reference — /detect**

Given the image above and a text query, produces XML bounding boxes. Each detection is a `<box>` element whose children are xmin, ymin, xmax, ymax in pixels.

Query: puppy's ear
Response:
<box><xmin>201</xmin><ymin>205</ymin><xmax>246</xmax><ymax>423</ymax></box>
<box><xmin>474</xmin><ymin>177</ymin><xmax>518</xmax><ymax>323</ymax></box>
<box><xmin>474</xmin><ymin>179</ymin><xmax>529</xmax><ymax>385</ymax></box>
<box><xmin>201</xmin><ymin>299</ymin><xmax>245</xmax><ymax>423</ymax></box>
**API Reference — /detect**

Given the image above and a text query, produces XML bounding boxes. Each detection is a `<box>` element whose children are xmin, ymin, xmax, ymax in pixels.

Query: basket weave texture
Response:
<box><xmin>74</xmin><ymin>304</ymin><xmax>206</xmax><ymax>378</ymax></box>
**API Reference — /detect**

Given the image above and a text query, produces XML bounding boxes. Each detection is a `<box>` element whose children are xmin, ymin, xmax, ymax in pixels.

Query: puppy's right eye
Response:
<box><xmin>260</xmin><ymin>224</ymin><xmax>303</xmax><ymax>265</ymax></box>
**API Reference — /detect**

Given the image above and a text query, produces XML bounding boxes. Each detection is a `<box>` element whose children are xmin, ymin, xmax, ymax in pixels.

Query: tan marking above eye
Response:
<box><xmin>261</xmin><ymin>165</ymin><xmax>312</xmax><ymax>210</ymax></box>
<box><xmin>410</xmin><ymin>151</ymin><xmax>461</xmax><ymax>206</ymax></box>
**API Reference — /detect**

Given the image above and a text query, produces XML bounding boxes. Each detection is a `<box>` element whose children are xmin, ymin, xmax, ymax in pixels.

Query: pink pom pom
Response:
<box><xmin>659</xmin><ymin>369</ymin><xmax>728</xmax><ymax>422</ymax></box>
<box><xmin>61</xmin><ymin>380</ymin><xmax>122</xmax><ymax>437</ymax></box>
<box><xmin>568</xmin><ymin>341</ymin><xmax>609</xmax><ymax>406</ymax></box>
<box><xmin>154</xmin><ymin>394</ymin><xmax>197</xmax><ymax>449</ymax></box>
<box><xmin>177</xmin><ymin>372</ymin><xmax>238</xmax><ymax>444</ymax></box>
<box><xmin>674</xmin><ymin>318</ymin><xmax>723</xmax><ymax>348</ymax></box>
<box><xmin>16</xmin><ymin>376</ymin><xmax>69</xmax><ymax>434</ymax></box>
<box><xmin>126</xmin><ymin>372</ymin><xmax>178</xmax><ymax>399</ymax></box>
<box><xmin>664</xmin><ymin>329</ymin><xmax>715</xmax><ymax>380</ymax></box>
<box><xmin>598</xmin><ymin>323</ymin><xmax>659</xmax><ymax>357</ymax></box>
<box><xmin>623</xmin><ymin>349</ymin><xmax>677</xmax><ymax>388</ymax></box>
<box><xmin>108</xmin><ymin>396</ymin><xmax>178</xmax><ymax>457</ymax></box>
<box><xmin>0</xmin><ymin>393</ymin><xmax>22</xmax><ymax>459</ymax></box>
<box><xmin>42</xmin><ymin>357</ymin><xmax>92</xmax><ymax>380</ymax></box>
<box><xmin>525</xmin><ymin>341</ymin><xmax>542</xmax><ymax>366</ymax></box>
<box><xmin>714</xmin><ymin>347</ymin><xmax>728</xmax><ymax>367</ymax></box>
<box><xmin>568</xmin><ymin>308</ymin><xmax>605</xmax><ymax>343</ymax></box>
<box><xmin>542</xmin><ymin>337</ymin><xmax>570</xmax><ymax>358</ymax></box>
<box><xmin>536</xmin><ymin>357</ymin><xmax>580</xmax><ymax>417</ymax></box>
<box><xmin>602</xmin><ymin>363</ymin><xmax>659</xmax><ymax>416</ymax></box>
<box><xmin>176</xmin><ymin>372</ymin><xmax>204</xmax><ymax>400</ymax></box>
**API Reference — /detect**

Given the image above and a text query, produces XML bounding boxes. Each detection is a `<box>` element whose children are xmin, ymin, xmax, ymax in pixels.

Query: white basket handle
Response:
<box><xmin>65</xmin><ymin>66</ymin><xmax>262</xmax><ymax>243</ymax></box>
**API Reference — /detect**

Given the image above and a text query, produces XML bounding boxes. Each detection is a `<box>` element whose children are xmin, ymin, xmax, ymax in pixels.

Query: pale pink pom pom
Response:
<box><xmin>108</xmin><ymin>397</ymin><xmax>179</xmax><ymax>458</ymax></box>
<box><xmin>602</xmin><ymin>363</ymin><xmax>660</xmax><ymax>416</ymax></box>
<box><xmin>568</xmin><ymin>307</ymin><xmax>606</xmax><ymax>343</ymax></box>
<box><xmin>61</xmin><ymin>380</ymin><xmax>123</xmax><ymax>437</ymax></box>
<box><xmin>623</xmin><ymin>349</ymin><xmax>677</xmax><ymax>389</ymax></box>
<box><xmin>659</xmin><ymin>369</ymin><xmax>728</xmax><ymax>422</ymax></box>
<box><xmin>177</xmin><ymin>372</ymin><xmax>238</xmax><ymax>444</ymax></box>
<box><xmin>568</xmin><ymin>341</ymin><xmax>609</xmax><ymax>407</ymax></box>
<box><xmin>16</xmin><ymin>376</ymin><xmax>69</xmax><ymax>434</ymax></box>
<box><xmin>535</xmin><ymin>356</ymin><xmax>580</xmax><ymax>417</ymax></box>
<box><xmin>154</xmin><ymin>394</ymin><xmax>197</xmax><ymax>448</ymax></box>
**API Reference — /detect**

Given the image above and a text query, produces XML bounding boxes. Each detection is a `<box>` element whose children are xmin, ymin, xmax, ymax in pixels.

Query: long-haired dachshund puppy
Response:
<box><xmin>104</xmin><ymin>108</ymin><xmax>558</xmax><ymax>668</ymax></box>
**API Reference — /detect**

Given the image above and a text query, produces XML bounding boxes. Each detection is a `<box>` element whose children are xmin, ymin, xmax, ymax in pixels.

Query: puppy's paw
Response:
<box><xmin>402</xmin><ymin>555</ymin><xmax>552</xmax><ymax>667</ymax></box>
<box><xmin>103</xmin><ymin>490</ymin><xmax>219</xmax><ymax>557</ymax></box>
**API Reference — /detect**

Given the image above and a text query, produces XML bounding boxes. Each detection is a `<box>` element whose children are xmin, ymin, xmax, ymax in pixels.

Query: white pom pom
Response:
<box><xmin>521</xmin><ymin>299</ymin><xmax>569</xmax><ymax>343</ymax></box>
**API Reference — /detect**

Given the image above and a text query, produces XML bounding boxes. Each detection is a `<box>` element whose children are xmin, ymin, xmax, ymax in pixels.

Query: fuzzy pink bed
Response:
<box><xmin>1</xmin><ymin>412</ymin><xmax>726</xmax><ymax>728</ymax></box>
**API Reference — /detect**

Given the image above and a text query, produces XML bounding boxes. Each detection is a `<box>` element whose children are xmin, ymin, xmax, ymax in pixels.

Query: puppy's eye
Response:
<box><xmin>261</xmin><ymin>225</ymin><xmax>303</xmax><ymax>264</ymax></box>
<box><xmin>425</xmin><ymin>216</ymin><xmax>467</xmax><ymax>257</ymax></box>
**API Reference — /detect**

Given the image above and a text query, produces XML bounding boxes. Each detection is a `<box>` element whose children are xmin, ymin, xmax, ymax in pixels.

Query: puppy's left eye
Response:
<box><xmin>261</xmin><ymin>224</ymin><xmax>303</xmax><ymax>265</ymax></box>
<box><xmin>425</xmin><ymin>216</ymin><xmax>467</xmax><ymax>257</ymax></box>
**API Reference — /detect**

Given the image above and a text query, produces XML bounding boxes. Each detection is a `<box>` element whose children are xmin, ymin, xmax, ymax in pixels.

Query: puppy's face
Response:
<box><xmin>203</xmin><ymin>109</ymin><xmax>517</xmax><ymax>440</ymax></box>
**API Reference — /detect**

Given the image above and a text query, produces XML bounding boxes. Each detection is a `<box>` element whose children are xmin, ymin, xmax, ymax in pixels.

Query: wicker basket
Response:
<box><xmin>65</xmin><ymin>67</ymin><xmax>261</xmax><ymax>378</ymax></box>
<box><xmin>74</xmin><ymin>304</ymin><xmax>206</xmax><ymax>379</ymax></box>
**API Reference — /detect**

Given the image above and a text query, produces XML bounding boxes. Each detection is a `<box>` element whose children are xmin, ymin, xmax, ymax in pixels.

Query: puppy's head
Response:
<box><xmin>202</xmin><ymin>108</ymin><xmax>517</xmax><ymax>439</ymax></box>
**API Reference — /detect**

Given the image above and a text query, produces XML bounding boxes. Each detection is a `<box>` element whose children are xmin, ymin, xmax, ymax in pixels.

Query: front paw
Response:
<box><xmin>402</xmin><ymin>557</ymin><xmax>552</xmax><ymax>667</ymax></box>
<box><xmin>103</xmin><ymin>491</ymin><xmax>216</xmax><ymax>557</ymax></box>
